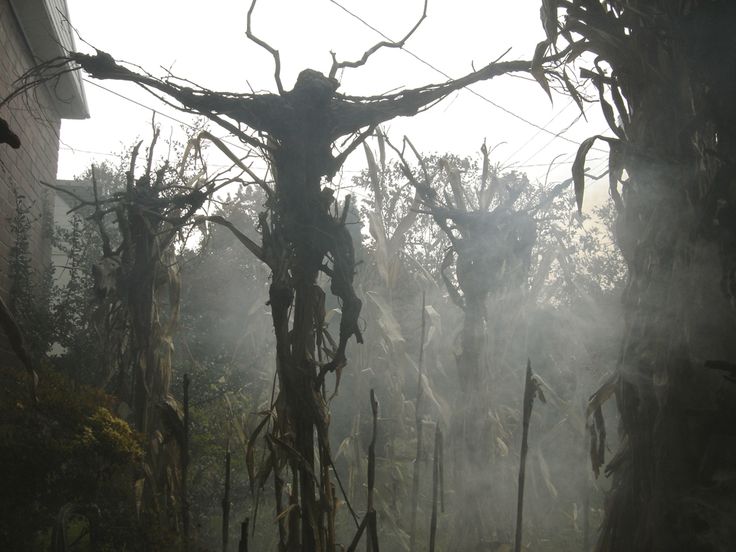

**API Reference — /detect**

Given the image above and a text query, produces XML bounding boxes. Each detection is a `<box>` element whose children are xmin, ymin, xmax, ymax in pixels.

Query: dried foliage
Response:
<box><xmin>544</xmin><ymin>1</ymin><xmax>736</xmax><ymax>551</ymax></box>
<box><xmin>48</xmin><ymin>130</ymin><xmax>226</xmax><ymax>540</ymax></box>
<box><xmin>0</xmin><ymin>2</ymin><xmax>660</xmax><ymax>550</ymax></box>
<box><xmin>0</xmin><ymin>9</ymin><xmax>568</xmax><ymax>548</ymax></box>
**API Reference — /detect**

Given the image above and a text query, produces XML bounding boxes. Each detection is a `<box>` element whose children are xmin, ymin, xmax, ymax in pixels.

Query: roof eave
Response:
<box><xmin>9</xmin><ymin>0</ymin><xmax>89</xmax><ymax>120</ymax></box>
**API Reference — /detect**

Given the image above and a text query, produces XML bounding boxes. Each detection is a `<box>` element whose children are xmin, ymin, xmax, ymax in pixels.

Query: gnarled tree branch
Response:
<box><xmin>247</xmin><ymin>0</ymin><xmax>284</xmax><ymax>94</ymax></box>
<box><xmin>328</xmin><ymin>0</ymin><xmax>428</xmax><ymax>79</ymax></box>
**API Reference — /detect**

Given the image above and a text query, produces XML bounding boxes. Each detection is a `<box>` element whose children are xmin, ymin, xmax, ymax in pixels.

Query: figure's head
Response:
<box><xmin>291</xmin><ymin>69</ymin><xmax>339</xmax><ymax>105</ymax></box>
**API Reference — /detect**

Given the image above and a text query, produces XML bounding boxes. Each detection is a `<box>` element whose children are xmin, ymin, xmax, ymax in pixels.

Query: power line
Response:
<box><xmin>516</xmin><ymin>111</ymin><xmax>587</xmax><ymax>168</ymax></box>
<box><xmin>327</xmin><ymin>0</ymin><xmax>587</xmax><ymax>147</ymax></box>
<box><xmin>59</xmin><ymin>143</ymin><xmax>379</xmax><ymax>176</ymax></box>
<box><xmin>60</xmin><ymin>146</ymin><xmax>118</xmax><ymax>157</ymax></box>
<box><xmin>513</xmin><ymin>155</ymin><xmax>607</xmax><ymax>170</ymax></box>
<box><xmin>76</xmin><ymin>7</ymin><xmax>610</xmax><ymax>181</ymax></box>
<box><xmin>498</xmin><ymin>98</ymin><xmax>578</xmax><ymax>166</ymax></box>
<box><xmin>82</xmin><ymin>79</ymin><xmax>255</xmax><ymax>154</ymax></box>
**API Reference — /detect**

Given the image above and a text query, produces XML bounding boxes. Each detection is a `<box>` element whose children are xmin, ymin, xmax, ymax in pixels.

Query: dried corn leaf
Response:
<box><xmin>537</xmin><ymin>449</ymin><xmax>558</xmax><ymax>498</ymax></box>
<box><xmin>572</xmin><ymin>136</ymin><xmax>598</xmax><ymax>212</ymax></box>
<box><xmin>246</xmin><ymin>412</ymin><xmax>272</xmax><ymax>492</ymax></box>
<box><xmin>562</xmin><ymin>70</ymin><xmax>586</xmax><ymax>117</ymax></box>
<box><xmin>366</xmin><ymin>291</ymin><xmax>405</xmax><ymax>348</ymax></box>
<box><xmin>572</xmin><ymin>135</ymin><xmax>618</xmax><ymax>212</ymax></box>
<box><xmin>588</xmin><ymin>405</ymin><xmax>607</xmax><ymax>478</ymax></box>
<box><xmin>275</xmin><ymin>503</ymin><xmax>298</xmax><ymax>523</ymax></box>
<box><xmin>540</xmin><ymin>0</ymin><xmax>558</xmax><ymax>44</ymax></box>
<box><xmin>134</xmin><ymin>478</ymin><xmax>145</xmax><ymax>518</ymax></box>
<box><xmin>586</xmin><ymin>374</ymin><xmax>617</xmax><ymax>419</ymax></box>
<box><xmin>363</xmin><ymin>142</ymin><xmax>383</xmax><ymax>212</ymax></box>
<box><xmin>532</xmin><ymin>40</ymin><xmax>553</xmax><ymax>103</ymax></box>
<box><xmin>366</xmin><ymin>212</ymin><xmax>390</xmax><ymax>285</ymax></box>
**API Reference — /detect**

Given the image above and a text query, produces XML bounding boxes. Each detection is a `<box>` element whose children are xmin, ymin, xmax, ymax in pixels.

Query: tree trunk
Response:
<box><xmin>451</xmin><ymin>286</ymin><xmax>489</xmax><ymax>548</ymax></box>
<box><xmin>268</xmin><ymin>143</ymin><xmax>336</xmax><ymax>552</ymax></box>
<box><xmin>600</xmin><ymin>51</ymin><xmax>736</xmax><ymax>552</ymax></box>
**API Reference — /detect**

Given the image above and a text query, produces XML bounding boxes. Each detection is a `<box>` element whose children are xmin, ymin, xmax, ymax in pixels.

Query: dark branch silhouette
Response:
<box><xmin>0</xmin><ymin>15</ymin><xmax>564</xmax><ymax>549</ymax></box>
<box><xmin>329</xmin><ymin>0</ymin><xmax>428</xmax><ymax>79</ymax></box>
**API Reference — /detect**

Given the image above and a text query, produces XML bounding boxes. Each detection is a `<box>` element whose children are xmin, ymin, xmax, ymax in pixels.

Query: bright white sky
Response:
<box><xmin>59</xmin><ymin>0</ymin><xmax>610</xmax><ymax>202</ymax></box>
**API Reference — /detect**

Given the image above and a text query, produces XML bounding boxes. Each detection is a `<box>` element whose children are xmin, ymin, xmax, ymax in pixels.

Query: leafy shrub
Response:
<box><xmin>0</xmin><ymin>363</ymin><xmax>146</xmax><ymax>550</ymax></box>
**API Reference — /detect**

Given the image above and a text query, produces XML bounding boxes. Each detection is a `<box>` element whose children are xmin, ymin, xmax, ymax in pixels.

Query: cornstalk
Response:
<box><xmin>238</xmin><ymin>518</ymin><xmax>249</xmax><ymax>552</ymax></box>
<box><xmin>346</xmin><ymin>516</ymin><xmax>368</xmax><ymax>552</ymax></box>
<box><xmin>222</xmin><ymin>441</ymin><xmax>232</xmax><ymax>552</ymax></box>
<box><xmin>514</xmin><ymin>360</ymin><xmax>535</xmax><ymax>552</ymax></box>
<box><xmin>346</xmin><ymin>390</ymin><xmax>380</xmax><ymax>552</ymax></box>
<box><xmin>366</xmin><ymin>389</ymin><xmax>379</xmax><ymax>552</ymax></box>
<box><xmin>583</xmin><ymin>484</ymin><xmax>590</xmax><ymax>551</ymax></box>
<box><xmin>409</xmin><ymin>292</ymin><xmax>427</xmax><ymax>552</ymax></box>
<box><xmin>429</xmin><ymin>423</ymin><xmax>442</xmax><ymax>552</ymax></box>
<box><xmin>582</xmin><ymin>414</ymin><xmax>590</xmax><ymax>552</ymax></box>
<box><xmin>182</xmin><ymin>374</ymin><xmax>190</xmax><ymax>549</ymax></box>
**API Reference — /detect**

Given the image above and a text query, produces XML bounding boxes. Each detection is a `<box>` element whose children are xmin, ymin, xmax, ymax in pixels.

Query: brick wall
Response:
<box><xmin>0</xmin><ymin>0</ymin><xmax>62</xmax><ymax>363</ymax></box>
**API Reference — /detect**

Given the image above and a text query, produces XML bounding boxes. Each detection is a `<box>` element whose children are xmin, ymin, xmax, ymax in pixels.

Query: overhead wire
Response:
<box><xmin>82</xmin><ymin>79</ymin><xmax>256</xmax><ymax>155</ymax></box>
<box><xmin>514</xmin><ymin>110</ymin><xmax>588</xmax><ymax>168</ymax></box>
<box><xmin>326</xmin><ymin>0</ymin><xmax>591</xmax><ymax>148</ymax></box>
<box><xmin>498</xmin><ymin>98</ymin><xmax>578</xmax><ymax>166</ymax></box>
<box><xmin>71</xmin><ymin>4</ymin><xmax>610</xmax><ymax>186</ymax></box>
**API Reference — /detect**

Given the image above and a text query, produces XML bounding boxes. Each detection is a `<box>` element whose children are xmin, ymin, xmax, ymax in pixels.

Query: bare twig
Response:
<box><xmin>193</xmin><ymin>131</ymin><xmax>274</xmax><ymax>198</ymax></box>
<box><xmin>202</xmin><ymin>215</ymin><xmax>268</xmax><ymax>267</ymax></box>
<box><xmin>145</xmin><ymin>114</ymin><xmax>160</xmax><ymax>177</ymax></box>
<box><xmin>246</xmin><ymin>0</ymin><xmax>284</xmax><ymax>94</ymax></box>
<box><xmin>329</xmin><ymin>124</ymin><xmax>377</xmax><ymax>178</ymax></box>
<box><xmin>90</xmin><ymin>168</ymin><xmax>113</xmax><ymax>257</ymax></box>
<box><xmin>39</xmin><ymin>179</ymin><xmax>109</xmax><ymax>212</ymax></box>
<box><xmin>329</xmin><ymin>0</ymin><xmax>428</xmax><ymax>79</ymax></box>
<box><xmin>383</xmin><ymin>134</ymin><xmax>460</xmax><ymax>249</ymax></box>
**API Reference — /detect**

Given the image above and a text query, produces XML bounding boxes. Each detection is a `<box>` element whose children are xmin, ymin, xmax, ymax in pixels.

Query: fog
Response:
<box><xmin>161</xmin><ymin>143</ymin><xmax>626</xmax><ymax>551</ymax></box>
<box><xmin>3</xmin><ymin>1</ymin><xmax>736</xmax><ymax>552</ymax></box>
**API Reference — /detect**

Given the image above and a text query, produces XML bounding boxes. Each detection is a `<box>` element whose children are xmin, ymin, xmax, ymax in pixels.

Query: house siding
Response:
<box><xmin>0</xmin><ymin>0</ymin><xmax>63</xmax><ymax>363</ymax></box>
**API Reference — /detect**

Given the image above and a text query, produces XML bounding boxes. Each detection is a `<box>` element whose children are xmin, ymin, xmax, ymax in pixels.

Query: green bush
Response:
<box><xmin>0</xmin><ymin>363</ymin><xmax>147</xmax><ymax>550</ymax></box>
